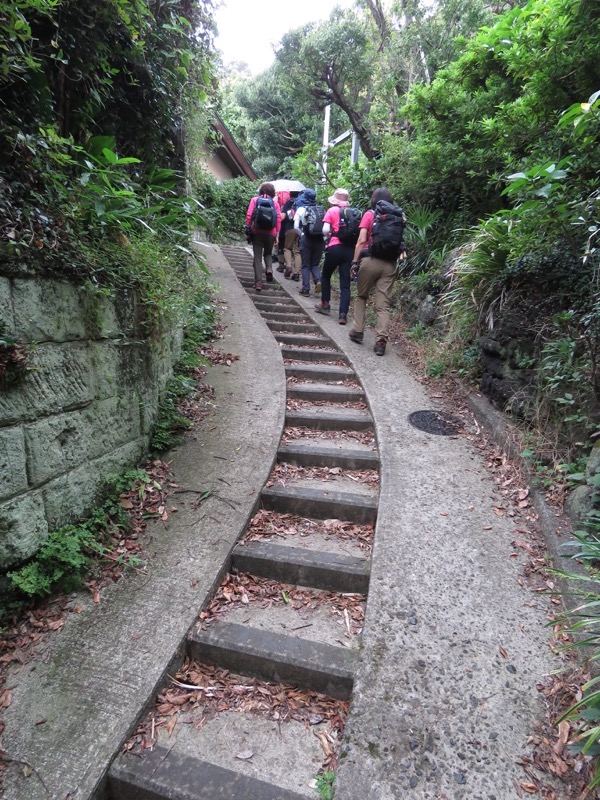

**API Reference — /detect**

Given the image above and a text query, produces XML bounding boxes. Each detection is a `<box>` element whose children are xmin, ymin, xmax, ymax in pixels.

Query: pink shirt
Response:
<box><xmin>359</xmin><ymin>209</ymin><xmax>375</xmax><ymax>246</ymax></box>
<box><xmin>323</xmin><ymin>206</ymin><xmax>343</xmax><ymax>247</ymax></box>
<box><xmin>245</xmin><ymin>196</ymin><xmax>282</xmax><ymax>237</ymax></box>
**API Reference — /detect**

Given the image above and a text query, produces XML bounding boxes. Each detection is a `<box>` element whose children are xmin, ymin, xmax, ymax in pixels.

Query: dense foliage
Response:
<box><xmin>0</xmin><ymin>0</ymin><xmax>217</xmax><ymax>314</ymax></box>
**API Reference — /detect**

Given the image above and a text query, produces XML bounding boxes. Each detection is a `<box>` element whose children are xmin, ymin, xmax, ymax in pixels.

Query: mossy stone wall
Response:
<box><xmin>0</xmin><ymin>271</ymin><xmax>180</xmax><ymax>571</ymax></box>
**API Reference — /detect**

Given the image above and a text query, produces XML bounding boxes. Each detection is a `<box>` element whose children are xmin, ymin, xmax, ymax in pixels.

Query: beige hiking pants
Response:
<box><xmin>284</xmin><ymin>229</ymin><xmax>301</xmax><ymax>274</ymax></box>
<box><xmin>352</xmin><ymin>256</ymin><xmax>397</xmax><ymax>341</ymax></box>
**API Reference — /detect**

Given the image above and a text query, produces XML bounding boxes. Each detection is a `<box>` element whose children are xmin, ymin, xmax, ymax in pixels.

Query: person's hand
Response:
<box><xmin>350</xmin><ymin>262</ymin><xmax>360</xmax><ymax>282</ymax></box>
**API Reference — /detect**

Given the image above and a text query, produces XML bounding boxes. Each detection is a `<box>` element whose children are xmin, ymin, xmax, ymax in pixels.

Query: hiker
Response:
<box><xmin>244</xmin><ymin>183</ymin><xmax>281</xmax><ymax>292</ymax></box>
<box><xmin>294</xmin><ymin>188</ymin><xmax>324</xmax><ymax>297</ymax></box>
<box><xmin>274</xmin><ymin>190</ymin><xmax>290</xmax><ymax>266</ymax></box>
<box><xmin>281</xmin><ymin>191</ymin><xmax>301</xmax><ymax>281</ymax></box>
<box><xmin>348</xmin><ymin>187</ymin><xmax>406</xmax><ymax>356</ymax></box>
<box><xmin>315</xmin><ymin>188</ymin><xmax>359</xmax><ymax>325</ymax></box>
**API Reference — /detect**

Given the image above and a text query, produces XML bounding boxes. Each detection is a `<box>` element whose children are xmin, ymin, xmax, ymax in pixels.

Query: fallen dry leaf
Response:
<box><xmin>165</xmin><ymin>715</ymin><xmax>178</xmax><ymax>737</ymax></box>
<box><xmin>520</xmin><ymin>782</ymin><xmax>537</xmax><ymax>793</ymax></box>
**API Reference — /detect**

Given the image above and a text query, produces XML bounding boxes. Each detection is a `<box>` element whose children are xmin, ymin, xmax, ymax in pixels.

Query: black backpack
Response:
<box><xmin>337</xmin><ymin>207</ymin><xmax>362</xmax><ymax>246</ymax></box>
<box><xmin>252</xmin><ymin>196</ymin><xmax>277</xmax><ymax>230</ymax></box>
<box><xmin>303</xmin><ymin>205</ymin><xmax>325</xmax><ymax>237</ymax></box>
<box><xmin>369</xmin><ymin>201</ymin><xmax>406</xmax><ymax>260</ymax></box>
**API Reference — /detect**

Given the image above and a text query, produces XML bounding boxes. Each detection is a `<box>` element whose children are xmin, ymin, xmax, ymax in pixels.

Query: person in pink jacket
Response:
<box><xmin>245</xmin><ymin>183</ymin><xmax>281</xmax><ymax>291</ymax></box>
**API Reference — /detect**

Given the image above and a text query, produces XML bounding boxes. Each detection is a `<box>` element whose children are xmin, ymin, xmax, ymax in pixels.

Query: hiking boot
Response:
<box><xmin>276</xmin><ymin>265</ymin><xmax>285</xmax><ymax>273</ymax></box>
<box><xmin>349</xmin><ymin>330</ymin><xmax>364</xmax><ymax>344</ymax></box>
<box><xmin>315</xmin><ymin>303</ymin><xmax>330</xmax><ymax>315</ymax></box>
<box><xmin>314</xmin><ymin>281</ymin><xmax>321</xmax><ymax>294</ymax></box>
<box><xmin>299</xmin><ymin>288</ymin><xmax>310</xmax><ymax>296</ymax></box>
<box><xmin>338</xmin><ymin>314</ymin><xmax>347</xmax><ymax>325</ymax></box>
<box><xmin>284</xmin><ymin>269</ymin><xmax>292</xmax><ymax>279</ymax></box>
<box><xmin>266</xmin><ymin>271</ymin><xmax>274</xmax><ymax>282</ymax></box>
<box><xmin>291</xmin><ymin>273</ymin><xmax>300</xmax><ymax>281</ymax></box>
<box><xmin>254</xmin><ymin>281</ymin><xmax>262</xmax><ymax>292</ymax></box>
<box><xmin>374</xmin><ymin>338</ymin><xmax>386</xmax><ymax>356</ymax></box>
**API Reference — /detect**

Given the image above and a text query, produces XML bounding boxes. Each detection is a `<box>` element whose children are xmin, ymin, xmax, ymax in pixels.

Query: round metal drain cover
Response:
<box><xmin>408</xmin><ymin>410</ymin><xmax>462</xmax><ymax>436</ymax></box>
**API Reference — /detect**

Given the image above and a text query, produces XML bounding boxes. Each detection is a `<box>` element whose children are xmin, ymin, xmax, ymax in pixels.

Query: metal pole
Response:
<box><xmin>321</xmin><ymin>104</ymin><xmax>331</xmax><ymax>183</ymax></box>
<box><xmin>350</xmin><ymin>132</ymin><xmax>360</xmax><ymax>165</ymax></box>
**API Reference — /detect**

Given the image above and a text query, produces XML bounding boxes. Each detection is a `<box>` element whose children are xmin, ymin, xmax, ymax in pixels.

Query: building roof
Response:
<box><xmin>211</xmin><ymin>114</ymin><xmax>257</xmax><ymax>181</ymax></box>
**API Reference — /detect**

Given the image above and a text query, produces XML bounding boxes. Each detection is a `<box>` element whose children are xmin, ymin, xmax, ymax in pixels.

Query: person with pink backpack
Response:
<box><xmin>314</xmin><ymin>188</ymin><xmax>361</xmax><ymax>325</ymax></box>
<box><xmin>244</xmin><ymin>183</ymin><xmax>282</xmax><ymax>291</ymax></box>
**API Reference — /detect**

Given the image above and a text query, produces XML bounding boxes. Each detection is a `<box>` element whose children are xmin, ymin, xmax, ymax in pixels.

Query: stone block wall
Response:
<box><xmin>0</xmin><ymin>272</ymin><xmax>181</xmax><ymax>572</ymax></box>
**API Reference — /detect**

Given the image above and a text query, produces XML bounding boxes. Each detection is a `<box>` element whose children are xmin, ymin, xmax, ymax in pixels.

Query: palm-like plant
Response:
<box><xmin>444</xmin><ymin>216</ymin><xmax>510</xmax><ymax>330</ymax></box>
<box><xmin>403</xmin><ymin>204</ymin><xmax>444</xmax><ymax>274</ymax></box>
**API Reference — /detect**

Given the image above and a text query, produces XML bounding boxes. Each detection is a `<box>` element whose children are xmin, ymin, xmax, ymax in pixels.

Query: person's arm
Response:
<box><xmin>245</xmin><ymin>198</ymin><xmax>255</xmax><ymax>227</ymax></box>
<box><xmin>294</xmin><ymin>207</ymin><xmax>304</xmax><ymax>234</ymax></box>
<box><xmin>353</xmin><ymin>228</ymin><xmax>369</xmax><ymax>264</ymax></box>
<box><xmin>353</xmin><ymin>210</ymin><xmax>374</xmax><ymax>263</ymax></box>
<box><xmin>322</xmin><ymin>207</ymin><xmax>334</xmax><ymax>241</ymax></box>
<box><xmin>274</xmin><ymin>200</ymin><xmax>281</xmax><ymax>235</ymax></box>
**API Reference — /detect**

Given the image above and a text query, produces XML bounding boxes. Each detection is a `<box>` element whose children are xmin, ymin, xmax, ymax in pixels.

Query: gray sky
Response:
<box><xmin>214</xmin><ymin>0</ymin><xmax>355</xmax><ymax>75</ymax></box>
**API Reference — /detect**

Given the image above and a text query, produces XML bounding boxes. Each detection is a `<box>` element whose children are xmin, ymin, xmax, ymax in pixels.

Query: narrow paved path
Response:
<box><xmin>2</xmin><ymin>245</ymin><xmax>561</xmax><ymax>800</ymax></box>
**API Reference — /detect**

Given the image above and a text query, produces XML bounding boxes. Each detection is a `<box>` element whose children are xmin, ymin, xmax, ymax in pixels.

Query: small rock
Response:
<box><xmin>454</xmin><ymin>771</ymin><xmax>467</xmax><ymax>785</ymax></box>
<box><xmin>506</xmin><ymin>664</ymin><xmax>517</xmax><ymax>674</ymax></box>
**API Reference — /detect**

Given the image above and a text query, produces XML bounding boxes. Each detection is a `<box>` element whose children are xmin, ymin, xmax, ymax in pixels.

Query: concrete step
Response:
<box><xmin>255</xmin><ymin>301</ymin><xmax>298</xmax><ymax>313</ymax></box>
<box><xmin>261</xmin><ymin>485</ymin><xmax>377</xmax><ymax>524</ymax></box>
<box><xmin>273</xmin><ymin>333</ymin><xmax>332</xmax><ymax>348</ymax></box>
<box><xmin>287</xmin><ymin>382</ymin><xmax>364</xmax><ymax>402</ymax></box>
<box><xmin>280</xmin><ymin>346</ymin><xmax>347</xmax><ymax>364</ymax></box>
<box><xmin>188</xmin><ymin>621</ymin><xmax>355</xmax><ymax>700</ymax></box>
<box><xmin>286</xmin><ymin>408</ymin><xmax>373</xmax><ymax>431</ymax></box>
<box><xmin>240</xmin><ymin>282</ymin><xmax>284</xmax><ymax>293</ymax></box>
<box><xmin>231</xmin><ymin>541</ymin><xmax>369</xmax><ymax>594</ymax></box>
<box><xmin>266</xmin><ymin>321</ymin><xmax>321</xmax><ymax>334</ymax></box>
<box><xmin>240</xmin><ymin>278</ymin><xmax>280</xmax><ymax>287</ymax></box>
<box><xmin>278</xmin><ymin>442</ymin><xmax>379</xmax><ymax>471</ymax></box>
<box><xmin>261</xmin><ymin>311</ymin><xmax>310</xmax><ymax>322</ymax></box>
<box><xmin>285</xmin><ymin>363</ymin><xmax>355</xmax><ymax>382</ymax></box>
<box><xmin>110</xmin><ymin>746</ymin><xmax>310</xmax><ymax>800</ymax></box>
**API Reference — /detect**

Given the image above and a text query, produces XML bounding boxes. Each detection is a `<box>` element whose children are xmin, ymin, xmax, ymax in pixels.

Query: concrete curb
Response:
<box><xmin>456</xmin><ymin>380</ymin><xmax>581</xmax><ymax>583</ymax></box>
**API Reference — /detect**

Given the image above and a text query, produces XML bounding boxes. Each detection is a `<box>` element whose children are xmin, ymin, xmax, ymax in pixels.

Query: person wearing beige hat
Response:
<box><xmin>327</xmin><ymin>188</ymin><xmax>350</xmax><ymax>207</ymax></box>
<box><xmin>315</xmin><ymin>188</ymin><xmax>360</xmax><ymax>325</ymax></box>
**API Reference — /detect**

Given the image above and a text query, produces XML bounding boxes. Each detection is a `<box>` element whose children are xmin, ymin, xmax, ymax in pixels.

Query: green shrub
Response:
<box><xmin>150</xmin><ymin>284</ymin><xmax>218</xmax><ymax>452</ymax></box>
<box><xmin>6</xmin><ymin>468</ymin><xmax>150</xmax><ymax>603</ymax></box>
<box><xmin>315</xmin><ymin>771</ymin><xmax>335</xmax><ymax>800</ymax></box>
<box><xmin>9</xmin><ymin>526</ymin><xmax>97</xmax><ymax>597</ymax></box>
<box><xmin>191</xmin><ymin>170</ymin><xmax>256</xmax><ymax>243</ymax></box>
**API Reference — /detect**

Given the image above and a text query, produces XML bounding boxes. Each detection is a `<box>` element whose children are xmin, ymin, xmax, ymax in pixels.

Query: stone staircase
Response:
<box><xmin>108</xmin><ymin>246</ymin><xmax>380</xmax><ymax>799</ymax></box>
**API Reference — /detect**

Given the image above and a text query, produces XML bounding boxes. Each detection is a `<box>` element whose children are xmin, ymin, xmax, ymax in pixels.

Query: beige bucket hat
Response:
<box><xmin>327</xmin><ymin>188</ymin><xmax>350</xmax><ymax>207</ymax></box>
